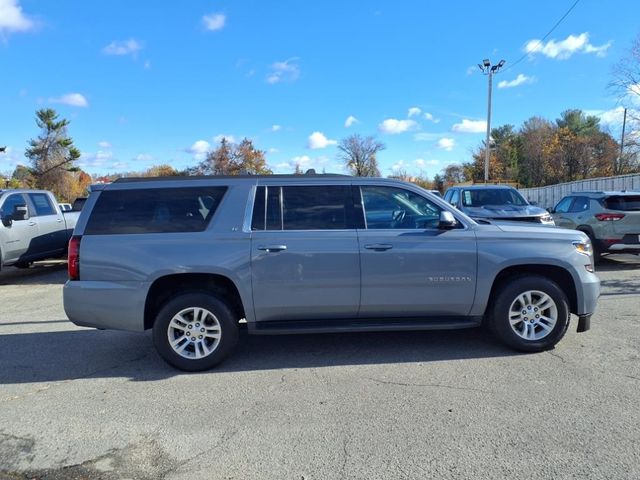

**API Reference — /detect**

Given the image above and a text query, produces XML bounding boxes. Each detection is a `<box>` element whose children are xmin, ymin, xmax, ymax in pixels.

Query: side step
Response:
<box><xmin>249</xmin><ymin>316</ymin><xmax>483</xmax><ymax>335</ymax></box>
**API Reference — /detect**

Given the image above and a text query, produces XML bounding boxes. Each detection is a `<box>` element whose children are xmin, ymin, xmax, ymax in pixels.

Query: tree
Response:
<box><xmin>146</xmin><ymin>164</ymin><xmax>179</xmax><ymax>177</ymax></box>
<box><xmin>337</xmin><ymin>134</ymin><xmax>384</xmax><ymax>176</ymax></box>
<box><xmin>24</xmin><ymin>109</ymin><xmax>81</xmax><ymax>198</ymax></box>
<box><xmin>442</xmin><ymin>164</ymin><xmax>465</xmax><ymax>185</ymax></box>
<box><xmin>610</xmin><ymin>33</ymin><xmax>640</xmax><ymax>109</ymax></box>
<box><xmin>195</xmin><ymin>137</ymin><xmax>271</xmax><ymax>175</ymax></box>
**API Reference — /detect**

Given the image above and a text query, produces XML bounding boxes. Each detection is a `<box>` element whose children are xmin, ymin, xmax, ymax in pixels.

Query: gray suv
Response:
<box><xmin>550</xmin><ymin>191</ymin><xmax>640</xmax><ymax>262</ymax></box>
<box><xmin>444</xmin><ymin>185</ymin><xmax>555</xmax><ymax>225</ymax></box>
<box><xmin>64</xmin><ymin>175</ymin><xmax>599</xmax><ymax>371</ymax></box>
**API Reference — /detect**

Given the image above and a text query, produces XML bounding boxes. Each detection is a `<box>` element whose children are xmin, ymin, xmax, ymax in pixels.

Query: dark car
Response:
<box><xmin>443</xmin><ymin>185</ymin><xmax>555</xmax><ymax>225</ymax></box>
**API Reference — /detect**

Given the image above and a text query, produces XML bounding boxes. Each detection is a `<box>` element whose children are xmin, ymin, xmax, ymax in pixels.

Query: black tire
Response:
<box><xmin>152</xmin><ymin>292</ymin><xmax>239</xmax><ymax>371</ymax></box>
<box><xmin>14</xmin><ymin>261</ymin><xmax>32</xmax><ymax>269</ymax></box>
<box><xmin>583</xmin><ymin>231</ymin><xmax>602</xmax><ymax>264</ymax></box>
<box><xmin>490</xmin><ymin>276</ymin><xmax>570</xmax><ymax>352</ymax></box>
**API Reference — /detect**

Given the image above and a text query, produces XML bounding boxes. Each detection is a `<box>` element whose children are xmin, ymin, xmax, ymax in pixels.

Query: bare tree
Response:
<box><xmin>610</xmin><ymin>34</ymin><xmax>640</xmax><ymax>109</ymax></box>
<box><xmin>337</xmin><ymin>134</ymin><xmax>385</xmax><ymax>176</ymax></box>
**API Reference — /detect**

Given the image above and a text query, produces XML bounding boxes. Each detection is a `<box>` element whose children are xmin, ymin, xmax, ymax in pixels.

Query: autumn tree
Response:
<box><xmin>24</xmin><ymin>109</ymin><xmax>81</xmax><ymax>199</ymax></box>
<box><xmin>195</xmin><ymin>137</ymin><xmax>271</xmax><ymax>175</ymax></box>
<box><xmin>337</xmin><ymin>134</ymin><xmax>385</xmax><ymax>176</ymax></box>
<box><xmin>146</xmin><ymin>164</ymin><xmax>179</xmax><ymax>177</ymax></box>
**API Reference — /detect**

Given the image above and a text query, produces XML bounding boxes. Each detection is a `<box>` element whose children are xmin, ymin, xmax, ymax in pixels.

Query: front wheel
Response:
<box><xmin>152</xmin><ymin>292</ymin><xmax>239</xmax><ymax>371</ymax></box>
<box><xmin>490</xmin><ymin>276</ymin><xmax>570</xmax><ymax>352</ymax></box>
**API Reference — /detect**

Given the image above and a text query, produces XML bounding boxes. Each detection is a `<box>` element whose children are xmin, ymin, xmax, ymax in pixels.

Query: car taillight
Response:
<box><xmin>595</xmin><ymin>213</ymin><xmax>625</xmax><ymax>221</ymax></box>
<box><xmin>68</xmin><ymin>235</ymin><xmax>81</xmax><ymax>280</ymax></box>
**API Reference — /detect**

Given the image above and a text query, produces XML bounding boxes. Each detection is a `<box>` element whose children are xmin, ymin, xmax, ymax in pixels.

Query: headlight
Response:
<box><xmin>540</xmin><ymin>214</ymin><xmax>554</xmax><ymax>224</ymax></box>
<box><xmin>573</xmin><ymin>241</ymin><xmax>592</xmax><ymax>256</ymax></box>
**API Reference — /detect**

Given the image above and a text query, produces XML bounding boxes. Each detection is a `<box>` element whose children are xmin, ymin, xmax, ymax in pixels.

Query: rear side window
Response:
<box><xmin>604</xmin><ymin>195</ymin><xmax>640</xmax><ymax>211</ymax></box>
<box><xmin>28</xmin><ymin>193</ymin><xmax>56</xmax><ymax>216</ymax></box>
<box><xmin>252</xmin><ymin>185</ymin><xmax>354</xmax><ymax>230</ymax></box>
<box><xmin>85</xmin><ymin>187</ymin><xmax>227</xmax><ymax>235</ymax></box>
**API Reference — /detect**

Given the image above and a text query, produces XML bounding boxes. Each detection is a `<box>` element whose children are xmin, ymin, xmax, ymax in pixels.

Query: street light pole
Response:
<box><xmin>478</xmin><ymin>59</ymin><xmax>505</xmax><ymax>183</ymax></box>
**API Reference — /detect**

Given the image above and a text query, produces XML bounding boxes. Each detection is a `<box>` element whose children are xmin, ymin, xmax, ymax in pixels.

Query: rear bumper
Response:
<box><xmin>63</xmin><ymin>280</ymin><xmax>147</xmax><ymax>332</ymax></box>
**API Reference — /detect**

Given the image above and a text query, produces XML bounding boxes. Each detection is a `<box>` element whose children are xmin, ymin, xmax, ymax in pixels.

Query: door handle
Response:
<box><xmin>257</xmin><ymin>245</ymin><xmax>287</xmax><ymax>253</ymax></box>
<box><xmin>28</xmin><ymin>222</ymin><xmax>36</xmax><ymax>226</ymax></box>
<box><xmin>57</xmin><ymin>218</ymin><xmax>63</xmax><ymax>223</ymax></box>
<box><xmin>364</xmin><ymin>244</ymin><xmax>393</xmax><ymax>251</ymax></box>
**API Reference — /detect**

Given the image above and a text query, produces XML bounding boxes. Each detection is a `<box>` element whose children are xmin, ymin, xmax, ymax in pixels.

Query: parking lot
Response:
<box><xmin>1</xmin><ymin>257</ymin><xmax>639</xmax><ymax>480</ymax></box>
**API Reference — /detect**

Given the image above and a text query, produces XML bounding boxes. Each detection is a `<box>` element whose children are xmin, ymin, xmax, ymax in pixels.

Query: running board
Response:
<box><xmin>249</xmin><ymin>316</ymin><xmax>483</xmax><ymax>335</ymax></box>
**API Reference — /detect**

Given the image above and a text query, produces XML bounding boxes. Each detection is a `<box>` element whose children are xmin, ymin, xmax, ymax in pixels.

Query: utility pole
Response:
<box><xmin>478</xmin><ymin>59</ymin><xmax>505</xmax><ymax>183</ymax></box>
<box><xmin>618</xmin><ymin>107</ymin><xmax>627</xmax><ymax>174</ymax></box>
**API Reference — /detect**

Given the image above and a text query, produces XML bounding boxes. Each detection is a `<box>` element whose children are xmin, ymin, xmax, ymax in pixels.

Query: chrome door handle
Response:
<box><xmin>57</xmin><ymin>218</ymin><xmax>63</xmax><ymax>223</ymax></box>
<box><xmin>258</xmin><ymin>245</ymin><xmax>287</xmax><ymax>253</ymax></box>
<box><xmin>364</xmin><ymin>244</ymin><xmax>393</xmax><ymax>251</ymax></box>
<box><xmin>28</xmin><ymin>222</ymin><xmax>36</xmax><ymax>226</ymax></box>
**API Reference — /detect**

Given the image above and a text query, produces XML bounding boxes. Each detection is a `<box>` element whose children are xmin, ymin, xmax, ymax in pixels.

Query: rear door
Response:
<box><xmin>27</xmin><ymin>192</ymin><xmax>67</xmax><ymax>256</ymax></box>
<box><xmin>250</xmin><ymin>183</ymin><xmax>361</xmax><ymax>322</ymax></box>
<box><xmin>356</xmin><ymin>184</ymin><xmax>477</xmax><ymax>317</ymax></box>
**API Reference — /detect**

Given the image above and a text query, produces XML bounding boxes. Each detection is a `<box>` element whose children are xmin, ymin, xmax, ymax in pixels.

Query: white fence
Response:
<box><xmin>520</xmin><ymin>174</ymin><xmax>640</xmax><ymax>209</ymax></box>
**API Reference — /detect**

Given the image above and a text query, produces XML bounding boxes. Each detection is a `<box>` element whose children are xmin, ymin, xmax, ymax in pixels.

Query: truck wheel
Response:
<box><xmin>152</xmin><ymin>292</ymin><xmax>239</xmax><ymax>371</ymax></box>
<box><xmin>490</xmin><ymin>276</ymin><xmax>570</xmax><ymax>352</ymax></box>
<box><xmin>15</xmin><ymin>261</ymin><xmax>32</xmax><ymax>269</ymax></box>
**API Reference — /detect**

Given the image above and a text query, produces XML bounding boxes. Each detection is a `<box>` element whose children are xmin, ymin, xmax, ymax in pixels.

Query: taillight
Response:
<box><xmin>68</xmin><ymin>235</ymin><xmax>81</xmax><ymax>280</ymax></box>
<box><xmin>595</xmin><ymin>213</ymin><xmax>625</xmax><ymax>221</ymax></box>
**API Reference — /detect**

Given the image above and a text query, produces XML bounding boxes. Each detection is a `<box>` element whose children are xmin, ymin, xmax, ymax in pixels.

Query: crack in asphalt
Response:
<box><xmin>366</xmin><ymin>377</ymin><xmax>493</xmax><ymax>394</ymax></box>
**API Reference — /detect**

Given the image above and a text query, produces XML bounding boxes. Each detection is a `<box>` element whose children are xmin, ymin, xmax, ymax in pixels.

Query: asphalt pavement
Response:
<box><xmin>0</xmin><ymin>256</ymin><xmax>639</xmax><ymax>480</ymax></box>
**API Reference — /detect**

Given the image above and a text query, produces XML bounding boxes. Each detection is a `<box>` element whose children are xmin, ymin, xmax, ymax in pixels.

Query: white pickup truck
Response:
<box><xmin>0</xmin><ymin>189</ymin><xmax>80</xmax><ymax>269</ymax></box>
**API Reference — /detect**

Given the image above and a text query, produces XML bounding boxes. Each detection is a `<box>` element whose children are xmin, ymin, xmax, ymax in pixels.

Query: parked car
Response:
<box><xmin>64</xmin><ymin>175</ymin><xmax>599</xmax><ymax>371</ymax></box>
<box><xmin>0</xmin><ymin>189</ymin><xmax>79</xmax><ymax>269</ymax></box>
<box><xmin>71</xmin><ymin>197</ymin><xmax>87</xmax><ymax>211</ymax></box>
<box><xmin>59</xmin><ymin>203</ymin><xmax>72</xmax><ymax>212</ymax></box>
<box><xmin>549</xmin><ymin>191</ymin><xmax>640</xmax><ymax>262</ymax></box>
<box><xmin>443</xmin><ymin>185</ymin><xmax>555</xmax><ymax>225</ymax></box>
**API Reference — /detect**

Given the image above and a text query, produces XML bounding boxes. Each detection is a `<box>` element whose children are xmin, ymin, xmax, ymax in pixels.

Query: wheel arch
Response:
<box><xmin>486</xmin><ymin>264</ymin><xmax>577</xmax><ymax>316</ymax></box>
<box><xmin>144</xmin><ymin>273</ymin><xmax>246</xmax><ymax>330</ymax></box>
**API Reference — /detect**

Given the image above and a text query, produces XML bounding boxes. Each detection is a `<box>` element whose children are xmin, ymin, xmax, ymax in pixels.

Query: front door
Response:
<box><xmin>357</xmin><ymin>185</ymin><xmax>477</xmax><ymax>317</ymax></box>
<box><xmin>250</xmin><ymin>184</ymin><xmax>361</xmax><ymax>322</ymax></box>
<box><xmin>0</xmin><ymin>193</ymin><xmax>38</xmax><ymax>263</ymax></box>
<box><xmin>27</xmin><ymin>192</ymin><xmax>67</xmax><ymax>256</ymax></box>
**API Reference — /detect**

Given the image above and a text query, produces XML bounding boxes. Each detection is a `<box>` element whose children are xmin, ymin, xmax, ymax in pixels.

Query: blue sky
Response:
<box><xmin>1</xmin><ymin>0</ymin><xmax>639</xmax><ymax>178</ymax></box>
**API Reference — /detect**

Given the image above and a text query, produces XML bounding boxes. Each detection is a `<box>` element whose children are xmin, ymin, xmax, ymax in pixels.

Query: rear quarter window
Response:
<box><xmin>603</xmin><ymin>195</ymin><xmax>640</xmax><ymax>211</ymax></box>
<box><xmin>84</xmin><ymin>187</ymin><xmax>227</xmax><ymax>235</ymax></box>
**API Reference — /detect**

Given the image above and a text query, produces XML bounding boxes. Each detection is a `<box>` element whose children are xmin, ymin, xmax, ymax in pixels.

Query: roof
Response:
<box><xmin>113</xmin><ymin>173</ymin><xmax>350</xmax><ymax>183</ymax></box>
<box><xmin>566</xmin><ymin>190</ymin><xmax>640</xmax><ymax>197</ymax></box>
<box><xmin>449</xmin><ymin>184</ymin><xmax>517</xmax><ymax>190</ymax></box>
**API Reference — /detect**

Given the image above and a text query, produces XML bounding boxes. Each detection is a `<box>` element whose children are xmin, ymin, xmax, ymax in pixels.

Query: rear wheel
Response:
<box><xmin>152</xmin><ymin>292</ymin><xmax>239</xmax><ymax>371</ymax></box>
<box><xmin>14</xmin><ymin>261</ymin><xmax>32</xmax><ymax>269</ymax></box>
<box><xmin>490</xmin><ymin>276</ymin><xmax>570</xmax><ymax>352</ymax></box>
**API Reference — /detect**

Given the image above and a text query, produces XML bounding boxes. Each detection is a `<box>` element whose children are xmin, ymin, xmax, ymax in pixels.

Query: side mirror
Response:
<box><xmin>529</xmin><ymin>200</ymin><xmax>538</xmax><ymax>206</ymax></box>
<box><xmin>546</xmin><ymin>207</ymin><xmax>555</xmax><ymax>214</ymax></box>
<box><xmin>12</xmin><ymin>204</ymin><xmax>29</xmax><ymax>221</ymax></box>
<box><xmin>438</xmin><ymin>210</ymin><xmax>457</xmax><ymax>229</ymax></box>
<box><xmin>1</xmin><ymin>215</ymin><xmax>12</xmax><ymax>227</ymax></box>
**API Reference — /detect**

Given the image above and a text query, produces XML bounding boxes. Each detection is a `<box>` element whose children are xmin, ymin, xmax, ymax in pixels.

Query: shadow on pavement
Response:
<box><xmin>596</xmin><ymin>255</ymin><xmax>640</xmax><ymax>272</ymax></box>
<box><xmin>0</xmin><ymin>260</ymin><xmax>67</xmax><ymax>286</ymax></box>
<box><xmin>0</xmin><ymin>325</ymin><xmax>517</xmax><ymax>384</ymax></box>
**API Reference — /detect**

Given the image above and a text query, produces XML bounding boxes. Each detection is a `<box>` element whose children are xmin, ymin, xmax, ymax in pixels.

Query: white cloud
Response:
<box><xmin>274</xmin><ymin>154</ymin><xmax>338</xmax><ymax>174</ymax></box>
<box><xmin>408</xmin><ymin>107</ymin><xmax>421</xmax><ymax>118</ymax></box>
<box><xmin>98</xmin><ymin>141</ymin><xmax>112</xmax><ymax>149</ymax></box>
<box><xmin>587</xmin><ymin>106</ymin><xmax>639</xmax><ymax>127</ymax></box>
<box><xmin>345</xmin><ymin>115</ymin><xmax>358</xmax><ymax>127</ymax></box>
<box><xmin>134</xmin><ymin>153</ymin><xmax>153</xmax><ymax>162</ymax></box>
<box><xmin>78</xmin><ymin>150</ymin><xmax>114</xmax><ymax>168</ymax></box>
<box><xmin>203</xmin><ymin>13</ymin><xmax>225</xmax><ymax>31</ymax></box>
<box><xmin>437</xmin><ymin>138</ymin><xmax>455</xmax><ymax>151</ymax></box>
<box><xmin>102</xmin><ymin>39</ymin><xmax>143</xmax><ymax>57</ymax></box>
<box><xmin>49</xmin><ymin>93</ymin><xmax>89</xmax><ymax>108</ymax></box>
<box><xmin>378</xmin><ymin>118</ymin><xmax>417</xmax><ymax>134</ymax></box>
<box><xmin>308</xmin><ymin>131</ymin><xmax>337</xmax><ymax>149</ymax></box>
<box><xmin>186</xmin><ymin>140</ymin><xmax>210</xmax><ymax>161</ymax></box>
<box><xmin>268</xmin><ymin>147</ymin><xmax>279</xmax><ymax>154</ymax></box>
<box><xmin>271</xmin><ymin>124</ymin><xmax>281</xmax><ymax>132</ymax></box>
<box><xmin>524</xmin><ymin>32</ymin><xmax>611</xmax><ymax>60</ymax></box>
<box><xmin>498</xmin><ymin>74</ymin><xmax>534</xmax><ymax>89</ymax></box>
<box><xmin>424</xmin><ymin>112</ymin><xmax>440</xmax><ymax>123</ymax></box>
<box><xmin>415</xmin><ymin>158</ymin><xmax>439</xmax><ymax>168</ymax></box>
<box><xmin>452</xmin><ymin>119</ymin><xmax>486</xmax><ymax>133</ymax></box>
<box><xmin>213</xmin><ymin>134</ymin><xmax>236</xmax><ymax>144</ymax></box>
<box><xmin>0</xmin><ymin>0</ymin><xmax>34</xmax><ymax>35</ymax></box>
<box><xmin>391</xmin><ymin>160</ymin><xmax>408</xmax><ymax>171</ymax></box>
<box><xmin>266</xmin><ymin>58</ymin><xmax>300</xmax><ymax>84</ymax></box>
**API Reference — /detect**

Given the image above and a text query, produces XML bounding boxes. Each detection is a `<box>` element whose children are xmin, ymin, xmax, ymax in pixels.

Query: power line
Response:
<box><xmin>505</xmin><ymin>0</ymin><xmax>581</xmax><ymax>72</ymax></box>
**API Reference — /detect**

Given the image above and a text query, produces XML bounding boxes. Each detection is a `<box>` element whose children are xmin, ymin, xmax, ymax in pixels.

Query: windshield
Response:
<box><xmin>461</xmin><ymin>188</ymin><xmax>528</xmax><ymax>207</ymax></box>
